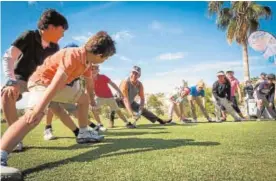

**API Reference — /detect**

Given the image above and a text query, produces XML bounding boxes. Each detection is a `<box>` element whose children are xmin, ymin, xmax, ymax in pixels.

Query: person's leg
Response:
<box><xmin>92</xmin><ymin>97</ymin><xmax>107</xmax><ymax>132</ymax></box>
<box><xmin>109</xmin><ymin>99</ymin><xmax>125</xmax><ymax>127</ymax></box>
<box><xmin>45</xmin><ymin>109</ymin><xmax>54</xmax><ymax>128</ymax></box>
<box><xmin>116</xmin><ymin>110</ymin><xmax>128</xmax><ymax>123</ymax></box>
<box><xmin>131</xmin><ymin>102</ymin><xmax>166</xmax><ymax>124</ymax></box>
<box><xmin>49</xmin><ymin>103</ymin><xmax>79</xmax><ymax>137</ymax></box>
<box><xmin>173</xmin><ymin>104</ymin><xmax>181</xmax><ymax>120</ymax></box>
<box><xmin>220</xmin><ymin>98</ymin><xmax>241</xmax><ymax>121</ymax></box>
<box><xmin>179</xmin><ymin>101</ymin><xmax>187</xmax><ymax>121</ymax></box>
<box><xmin>212</xmin><ymin>96</ymin><xmax>224</xmax><ymax>122</ymax></box>
<box><xmin>231</xmin><ymin>96</ymin><xmax>244</xmax><ymax>118</ymax></box>
<box><xmin>109</xmin><ymin>111</ymin><xmax>116</xmax><ymax>128</ymax></box>
<box><xmin>43</xmin><ymin>109</ymin><xmax>56</xmax><ymax>140</ymax></box>
<box><xmin>107</xmin><ymin>98</ymin><xmax>135</xmax><ymax>128</ymax></box>
<box><xmin>195</xmin><ymin>97</ymin><xmax>211</xmax><ymax>121</ymax></box>
<box><xmin>68</xmin><ymin>105</ymin><xmax>96</xmax><ymax>130</ymax></box>
<box><xmin>168</xmin><ymin>102</ymin><xmax>174</xmax><ymax>120</ymax></box>
<box><xmin>1</xmin><ymin>80</ymin><xmax>27</xmax><ymax>127</ymax></box>
<box><xmin>1</xmin><ymin>111</ymin><xmax>46</xmax><ymax>156</ymax></box>
<box><xmin>1</xmin><ymin>84</ymin><xmax>47</xmax><ymax>166</ymax></box>
<box><xmin>262</xmin><ymin>98</ymin><xmax>276</xmax><ymax>119</ymax></box>
<box><xmin>51</xmin><ymin>86</ymin><xmax>104</xmax><ymax>143</ymax></box>
<box><xmin>189</xmin><ymin>96</ymin><xmax>197</xmax><ymax>121</ymax></box>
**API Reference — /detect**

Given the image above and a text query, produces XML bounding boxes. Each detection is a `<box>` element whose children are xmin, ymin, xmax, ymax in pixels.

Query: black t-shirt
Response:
<box><xmin>212</xmin><ymin>79</ymin><xmax>231</xmax><ymax>100</ymax></box>
<box><xmin>12</xmin><ymin>30</ymin><xmax>59</xmax><ymax>81</ymax></box>
<box><xmin>244</xmin><ymin>85</ymin><xmax>254</xmax><ymax>99</ymax></box>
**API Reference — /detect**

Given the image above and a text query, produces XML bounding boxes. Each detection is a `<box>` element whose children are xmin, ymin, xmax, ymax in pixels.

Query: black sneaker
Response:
<box><xmin>126</xmin><ymin>122</ymin><xmax>136</xmax><ymax>128</ymax></box>
<box><xmin>157</xmin><ymin>118</ymin><xmax>172</xmax><ymax>125</ymax></box>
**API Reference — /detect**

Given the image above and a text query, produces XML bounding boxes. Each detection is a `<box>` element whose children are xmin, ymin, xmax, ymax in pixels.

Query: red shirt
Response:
<box><xmin>94</xmin><ymin>74</ymin><xmax>113</xmax><ymax>98</ymax></box>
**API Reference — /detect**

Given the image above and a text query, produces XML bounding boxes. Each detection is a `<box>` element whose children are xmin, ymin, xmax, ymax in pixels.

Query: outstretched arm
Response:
<box><xmin>108</xmin><ymin>80</ymin><xmax>123</xmax><ymax>97</ymax></box>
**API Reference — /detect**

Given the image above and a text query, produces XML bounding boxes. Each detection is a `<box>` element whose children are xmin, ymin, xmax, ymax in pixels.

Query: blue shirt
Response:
<box><xmin>190</xmin><ymin>86</ymin><xmax>205</xmax><ymax>97</ymax></box>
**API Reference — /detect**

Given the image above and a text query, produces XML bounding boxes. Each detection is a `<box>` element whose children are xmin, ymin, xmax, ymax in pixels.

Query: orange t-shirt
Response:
<box><xmin>29</xmin><ymin>47</ymin><xmax>92</xmax><ymax>86</ymax></box>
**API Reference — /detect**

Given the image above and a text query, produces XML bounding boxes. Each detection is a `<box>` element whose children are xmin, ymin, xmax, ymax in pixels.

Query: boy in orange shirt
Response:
<box><xmin>0</xmin><ymin>31</ymin><xmax>116</xmax><ymax>176</ymax></box>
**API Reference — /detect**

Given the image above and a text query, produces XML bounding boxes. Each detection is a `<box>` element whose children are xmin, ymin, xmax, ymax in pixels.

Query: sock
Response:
<box><xmin>79</xmin><ymin>127</ymin><xmax>88</xmax><ymax>133</ymax></box>
<box><xmin>110</xmin><ymin>111</ymin><xmax>115</xmax><ymax>121</ymax></box>
<box><xmin>73</xmin><ymin>128</ymin><xmax>79</xmax><ymax>137</ymax></box>
<box><xmin>45</xmin><ymin>125</ymin><xmax>52</xmax><ymax>130</ymax></box>
<box><xmin>0</xmin><ymin>150</ymin><xmax>8</xmax><ymax>163</ymax></box>
<box><xmin>89</xmin><ymin>122</ymin><xmax>96</xmax><ymax>128</ymax></box>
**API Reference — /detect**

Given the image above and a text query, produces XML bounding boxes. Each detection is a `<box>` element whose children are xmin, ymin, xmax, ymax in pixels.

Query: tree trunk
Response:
<box><xmin>242</xmin><ymin>41</ymin><xmax>250</xmax><ymax>81</ymax></box>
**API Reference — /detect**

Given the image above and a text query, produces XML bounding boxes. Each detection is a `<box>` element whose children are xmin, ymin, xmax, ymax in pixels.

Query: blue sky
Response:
<box><xmin>1</xmin><ymin>1</ymin><xmax>275</xmax><ymax>94</ymax></box>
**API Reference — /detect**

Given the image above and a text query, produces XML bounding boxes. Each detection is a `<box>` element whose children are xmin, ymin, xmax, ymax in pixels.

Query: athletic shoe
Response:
<box><xmin>126</xmin><ymin>122</ymin><xmax>136</xmax><ymax>128</ymax></box>
<box><xmin>169</xmin><ymin>120</ymin><xmax>177</xmax><ymax>125</ymax></box>
<box><xmin>13</xmin><ymin>142</ymin><xmax>23</xmax><ymax>152</ymax></box>
<box><xmin>96</xmin><ymin>124</ymin><xmax>107</xmax><ymax>132</ymax></box>
<box><xmin>44</xmin><ymin>128</ymin><xmax>56</xmax><ymax>140</ymax></box>
<box><xmin>1</xmin><ymin>157</ymin><xmax>7</xmax><ymax>167</ymax></box>
<box><xmin>76</xmin><ymin>129</ymin><xmax>104</xmax><ymax>144</ymax></box>
<box><xmin>1</xmin><ymin>165</ymin><xmax>22</xmax><ymax>181</ymax></box>
<box><xmin>207</xmin><ymin>118</ymin><xmax>215</xmax><ymax>123</ymax></box>
<box><xmin>192</xmin><ymin>119</ymin><xmax>198</xmax><ymax>123</ymax></box>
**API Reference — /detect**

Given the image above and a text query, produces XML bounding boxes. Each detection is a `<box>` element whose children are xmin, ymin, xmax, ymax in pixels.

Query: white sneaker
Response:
<box><xmin>169</xmin><ymin>120</ymin><xmax>177</xmax><ymax>124</ymax></box>
<box><xmin>76</xmin><ymin>130</ymin><xmax>104</xmax><ymax>144</ymax></box>
<box><xmin>44</xmin><ymin>128</ymin><xmax>56</xmax><ymax>141</ymax></box>
<box><xmin>13</xmin><ymin>142</ymin><xmax>23</xmax><ymax>152</ymax></box>
<box><xmin>98</xmin><ymin>124</ymin><xmax>107</xmax><ymax>132</ymax></box>
<box><xmin>1</xmin><ymin>165</ymin><xmax>22</xmax><ymax>180</ymax></box>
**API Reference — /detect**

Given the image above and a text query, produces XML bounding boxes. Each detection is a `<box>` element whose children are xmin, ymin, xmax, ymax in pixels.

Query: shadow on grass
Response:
<box><xmin>105</xmin><ymin>131</ymin><xmax>170</xmax><ymax>136</ymax></box>
<box><xmin>22</xmin><ymin>138</ymin><xmax>220</xmax><ymax>177</ymax></box>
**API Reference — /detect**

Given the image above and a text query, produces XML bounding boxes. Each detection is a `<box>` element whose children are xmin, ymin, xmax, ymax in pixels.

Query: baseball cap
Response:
<box><xmin>267</xmin><ymin>73</ymin><xmax>275</xmax><ymax>80</ymax></box>
<box><xmin>131</xmin><ymin>66</ymin><xmax>141</xmax><ymax>76</ymax></box>
<box><xmin>260</xmin><ymin>72</ymin><xmax>267</xmax><ymax>76</ymax></box>
<box><xmin>226</xmin><ymin>70</ymin><xmax>234</xmax><ymax>74</ymax></box>
<box><xmin>217</xmin><ymin>71</ymin><xmax>225</xmax><ymax>76</ymax></box>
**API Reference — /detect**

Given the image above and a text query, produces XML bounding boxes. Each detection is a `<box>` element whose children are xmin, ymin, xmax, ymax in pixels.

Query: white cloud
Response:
<box><xmin>72</xmin><ymin>35</ymin><xmax>88</xmax><ymax>42</ymax></box>
<box><xmin>156</xmin><ymin>52</ymin><xmax>186</xmax><ymax>61</ymax></box>
<box><xmin>100</xmin><ymin>65</ymin><xmax>114</xmax><ymax>71</ymax></box>
<box><xmin>28</xmin><ymin>1</ymin><xmax>36</xmax><ymax>5</ymax></box>
<box><xmin>71</xmin><ymin>32</ymin><xmax>94</xmax><ymax>43</ymax></box>
<box><xmin>68</xmin><ymin>2</ymin><xmax>120</xmax><ymax>19</ymax></box>
<box><xmin>92</xmin><ymin>2</ymin><xmax>120</xmax><ymax>11</ymax></box>
<box><xmin>114</xmin><ymin>54</ymin><xmax>133</xmax><ymax>62</ymax></box>
<box><xmin>112</xmin><ymin>31</ymin><xmax>134</xmax><ymax>42</ymax></box>
<box><xmin>149</xmin><ymin>20</ymin><xmax>163</xmax><ymax>30</ymax></box>
<box><xmin>144</xmin><ymin>57</ymin><xmax>266</xmax><ymax>93</ymax></box>
<box><xmin>149</xmin><ymin>20</ymin><xmax>183</xmax><ymax>35</ymax></box>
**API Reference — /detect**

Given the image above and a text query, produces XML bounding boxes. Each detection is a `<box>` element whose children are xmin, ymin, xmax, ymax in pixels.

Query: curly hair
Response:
<box><xmin>85</xmin><ymin>31</ymin><xmax>116</xmax><ymax>58</ymax></box>
<box><xmin>38</xmin><ymin>9</ymin><xmax>68</xmax><ymax>30</ymax></box>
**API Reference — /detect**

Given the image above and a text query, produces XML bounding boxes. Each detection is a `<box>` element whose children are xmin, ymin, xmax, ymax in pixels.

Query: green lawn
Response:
<box><xmin>1</xmin><ymin>118</ymin><xmax>276</xmax><ymax>181</ymax></box>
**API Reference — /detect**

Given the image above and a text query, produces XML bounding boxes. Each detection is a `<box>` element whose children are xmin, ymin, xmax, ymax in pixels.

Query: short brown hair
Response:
<box><xmin>38</xmin><ymin>9</ymin><xmax>68</xmax><ymax>30</ymax></box>
<box><xmin>85</xmin><ymin>31</ymin><xmax>116</xmax><ymax>58</ymax></box>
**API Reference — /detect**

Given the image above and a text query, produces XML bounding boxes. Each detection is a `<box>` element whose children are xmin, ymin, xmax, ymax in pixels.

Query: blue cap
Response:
<box><xmin>63</xmin><ymin>43</ymin><xmax>79</xmax><ymax>48</ymax></box>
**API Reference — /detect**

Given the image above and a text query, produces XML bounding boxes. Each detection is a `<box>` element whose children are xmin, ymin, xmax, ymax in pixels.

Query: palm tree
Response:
<box><xmin>208</xmin><ymin>1</ymin><xmax>272</xmax><ymax>81</ymax></box>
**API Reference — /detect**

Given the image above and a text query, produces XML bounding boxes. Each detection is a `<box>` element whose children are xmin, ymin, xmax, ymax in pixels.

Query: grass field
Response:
<box><xmin>1</xmin><ymin>118</ymin><xmax>276</xmax><ymax>181</ymax></box>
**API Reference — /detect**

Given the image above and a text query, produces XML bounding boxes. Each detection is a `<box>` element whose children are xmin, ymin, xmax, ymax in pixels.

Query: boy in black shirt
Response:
<box><xmin>1</xmin><ymin>9</ymin><xmax>68</xmax><ymax>150</ymax></box>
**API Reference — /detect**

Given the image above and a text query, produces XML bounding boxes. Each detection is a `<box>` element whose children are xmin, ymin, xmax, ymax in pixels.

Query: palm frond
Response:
<box><xmin>226</xmin><ymin>19</ymin><xmax>237</xmax><ymax>45</ymax></box>
<box><xmin>208</xmin><ymin>1</ymin><xmax>224</xmax><ymax>17</ymax></box>
<box><xmin>248</xmin><ymin>19</ymin><xmax>259</xmax><ymax>34</ymax></box>
<box><xmin>217</xmin><ymin>8</ymin><xmax>232</xmax><ymax>30</ymax></box>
